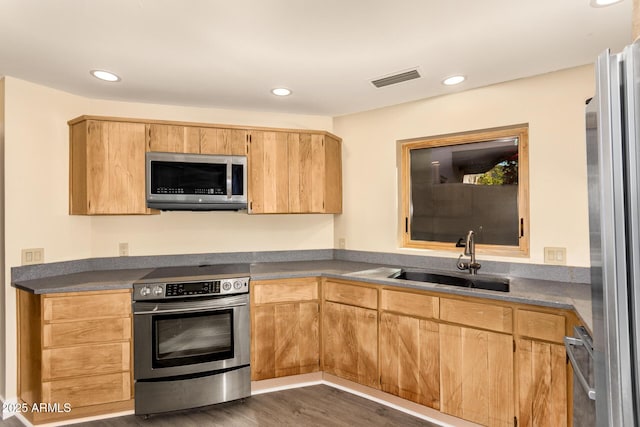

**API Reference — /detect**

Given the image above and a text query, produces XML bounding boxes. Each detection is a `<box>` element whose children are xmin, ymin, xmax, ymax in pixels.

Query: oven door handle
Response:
<box><xmin>133</xmin><ymin>295</ymin><xmax>248</xmax><ymax>315</ymax></box>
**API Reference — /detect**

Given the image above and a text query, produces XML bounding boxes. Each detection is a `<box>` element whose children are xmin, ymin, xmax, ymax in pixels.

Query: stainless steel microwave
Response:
<box><xmin>145</xmin><ymin>152</ymin><xmax>247</xmax><ymax>210</ymax></box>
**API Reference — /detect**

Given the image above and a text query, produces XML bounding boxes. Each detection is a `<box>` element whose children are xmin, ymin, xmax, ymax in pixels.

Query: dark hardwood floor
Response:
<box><xmin>2</xmin><ymin>385</ymin><xmax>440</xmax><ymax>427</ymax></box>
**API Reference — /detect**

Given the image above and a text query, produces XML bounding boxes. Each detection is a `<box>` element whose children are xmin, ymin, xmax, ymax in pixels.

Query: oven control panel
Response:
<box><xmin>134</xmin><ymin>277</ymin><xmax>249</xmax><ymax>300</ymax></box>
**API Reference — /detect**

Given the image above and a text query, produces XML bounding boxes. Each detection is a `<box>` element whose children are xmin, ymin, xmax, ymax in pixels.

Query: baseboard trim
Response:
<box><xmin>250</xmin><ymin>373</ymin><xmax>481</xmax><ymax>427</ymax></box>
<box><xmin>2</xmin><ymin>397</ymin><xmax>18</xmax><ymax>420</ymax></box>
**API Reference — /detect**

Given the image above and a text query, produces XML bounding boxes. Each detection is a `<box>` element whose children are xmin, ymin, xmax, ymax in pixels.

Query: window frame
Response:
<box><xmin>399</xmin><ymin>124</ymin><xmax>530</xmax><ymax>257</ymax></box>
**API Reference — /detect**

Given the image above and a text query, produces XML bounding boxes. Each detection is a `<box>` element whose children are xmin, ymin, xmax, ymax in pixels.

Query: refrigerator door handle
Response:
<box><xmin>565</xmin><ymin>334</ymin><xmax>596</xmax><ymax>400</ymax></box>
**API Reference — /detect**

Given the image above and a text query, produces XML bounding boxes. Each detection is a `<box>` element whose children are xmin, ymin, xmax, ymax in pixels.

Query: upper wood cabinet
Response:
<box><xmin>248</xmin><ymin>130</ymin><xmax>342</xmax><ymax>214</ymax></box>
<box><xmin>147</xmin><ymin>124</ymin><xmax>247</xmax><ymax>155</ymax></box>
<box><xmin>69</xmin><ymin>115</ymin><xmax>340</xmax><ymax>215</ymax></box>
<box><xmin>69</xmin><ymin>118</ymin><xmax>153</xmax><ymax>215</ymax></box>
<box><xmin>146</xmin><ymin>124</ymin><xmax>200</xmax><ymax>153</ymax></box>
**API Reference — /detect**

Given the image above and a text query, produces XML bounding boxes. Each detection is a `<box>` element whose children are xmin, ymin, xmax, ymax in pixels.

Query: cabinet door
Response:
<box><xmin>147</xmin><ymin>123</ymin><xmax>199</xmax><ymax>153</ymax></box>
<box><xmin>86</xmin><ymin>121</ymin><xmax>148</xmax><ymax>214</ymax></box>
<box><xmin>440</xmin><ymin>324</ymin><xmax>514</xmax><ymax>427</ymax></box>
<box><xmin>251</xmin><ymin>302</ymin><xmax>319</xmax><ymax>380</ymax></box>
<box><xmin>323</xmin><ymin>301</ymin><xmax>378</xmax><ymax>388</ymax></box>
<box><xmin>200</xmin><ymin>128</ymin><xmax>247</xmax><ymax>155</ymax></box>
<box><xmin>379</xmin><ymin>312</ymin><xmax>440</xmax><ymax>409</ymax></box>
<box><xmin>248</xmin><ymin>131</ymin><xmax>289</xmax><ymax>213</ymax></box>
<box><xmin>517</xmin><ymin>339</ymin><xmax>567</xmax><ymax>427</ymax></box>
<box><xmin>288</xmin><ymin>134</ymin><xmax>342</xmax><ymax>213</ymax></box>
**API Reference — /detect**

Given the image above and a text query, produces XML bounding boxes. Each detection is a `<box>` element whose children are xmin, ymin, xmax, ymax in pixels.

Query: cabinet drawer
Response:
<box><xmin>43</xmin><ymin>291</ymin><xmax>131</xmax><ymax>322</ymax></box>
<box><xmin>517</xmin><ymin>309</ymin><xmax>566</xmax><ymax>343</ymax></box>
<box><xmin>253</xmin><ymin>278</ymin><xmax>318</xmax><ymax>304</ymax></box>
<box><xmin>42</xmin><ymin>342</ymin><xmax>130</xmax><ymax>380</ymax></box>
<box><xmin>44</xmin><ymin>317</ymin><xmax>131</xmax><ymax>348</ymax></box>
<box><xmin>380</xmin><ymin>289</ymin><xmax>439</xmax><ymax>319</ymax></box>
<box><xmin>42</xmin><ymin>372</ymin><xmax>131</xmax><ymax>408</ymax></box>
<box><xmin>440</xmin><ymin>298</ymin><xmax>512</xmax><ymax>333</ymax></box>
<box><xmin>324</xmin><ymin>281</ymin><xmax>377</xmax><ymax>309</ymax></box>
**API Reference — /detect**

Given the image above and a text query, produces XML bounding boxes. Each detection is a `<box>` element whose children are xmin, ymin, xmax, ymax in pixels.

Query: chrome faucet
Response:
<box><xmin>456</xmin><ymin>230</ymin><xmax>481</xmax><ymax>275</ymax></box>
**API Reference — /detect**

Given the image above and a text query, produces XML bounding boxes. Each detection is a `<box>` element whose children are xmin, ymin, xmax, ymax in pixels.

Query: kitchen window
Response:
<box><xmin>400</xmin><ymin>124</ymin><xmax>529</xmax><ymax>257</ymax></box>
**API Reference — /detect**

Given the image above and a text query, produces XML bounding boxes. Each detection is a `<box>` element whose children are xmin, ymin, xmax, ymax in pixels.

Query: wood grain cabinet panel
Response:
<box><xmin>439</xmin><ymin>324</ymin><xmax>514</xmax><ymax>427</ymax></box>
<box><xmin>17</xmin><ymin>289</ymin><xmax>133</xmax><ymax>425</ymax></box>
<box><xmin>324</xmin><ymin>281</ymin><xmax>377</xmax><ymax>309</ymax></box>
<box><xmin>322</xmin><ymin>301</ymin><xmax>378</xmax><ymax>388</ymax></box>
<box><xmin>252</xmin><ymin>278</ymin><xmax>318</xmax><ymax>304</ymax></box>
<box><xmin>381</xmin><ymin>289</ymin><xmax>439</xmax><ymax>319</ymax></box>
<box><xmin>251</xmin><ymin>302</ymin><xmax>320</xmax><ymax>380</ymax></box>
<box><xmin>69</xmin><ymin>119</ymin><xmax>151</xmax><ymax>215</ymax></box>
<box><xmin>517</xmin><ymin>340</ymin><xmax>568</xmax><ymax>427</ymax></box>
<box><xmin>517</xmin><ymin>310</ymin><xmax>566</xmax><ymax>344</ymax></box>
<box><xmin>379</xmin><ymin>312</ymin><xmax>440</xmax><ymax>409</ymax></box>
<box><xmin>288</xmin><ymin>134</ymin><xmax>342</xmax><ymax>213</ymax></box>
<box><xmin>248</xmin><ymin>131</ymin><xmax>290</xmax><ymax>213</ymax></box>
<box><xmin>440</xmin><ymin>298</ymin><xmax>513</xmax><ymax>333</ymax></box>
<box><xmin>42</xmin><ymin>372</ymin><xmax>131</xmax><ymax>408</ymax></box>
<box><xmin>249</xmin><ymin>130</ymin><xmax>342</xmax><ymax>214</ymax></box>
<box><xmin>43</xmin><ymin>291</ymin><xmax>131</xmax><ymax>322</ymax></box>
<box><xmin>43</xmin><ymin>318</ymin><xmax>131</xmax><ymax>347</ymax></box>
<box><xmin>42</xmin><ymin>342</ymin><xmax>130</xmax><ymax>380</ymax></box>
<box><xmin>200</xmin><ymin>128</ymin><xmax>247</xmax><ymax>155</ymax></box>
<box><xmin>146</xmin><ymin>123</ymin><xmax>200</xmax><ymax>153</ymax></box>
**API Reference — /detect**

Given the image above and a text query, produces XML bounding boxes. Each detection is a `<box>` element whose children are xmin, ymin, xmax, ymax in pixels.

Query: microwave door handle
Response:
<box><xmin>226</xmin><ymin>159</ymin><xmax>232</xmax><ymax>199</ymax></box>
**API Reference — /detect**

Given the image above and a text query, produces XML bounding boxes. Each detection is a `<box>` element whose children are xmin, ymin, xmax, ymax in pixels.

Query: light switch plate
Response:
<box><xmin>21</xmin><ymin>248</ymin><xmax>44</xmax><ymax>266</ymax></box>
<box><xmin>544</xmin><ymin>247</ymin><xmax>566</xmax><ymax>265</ymax></box>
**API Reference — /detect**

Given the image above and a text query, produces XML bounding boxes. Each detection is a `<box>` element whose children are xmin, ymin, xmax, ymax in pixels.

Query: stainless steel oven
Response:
<box><xmin>132</xmin><ymin>266</ymin><xmax>251</xmax><ymax>416</ymax></box>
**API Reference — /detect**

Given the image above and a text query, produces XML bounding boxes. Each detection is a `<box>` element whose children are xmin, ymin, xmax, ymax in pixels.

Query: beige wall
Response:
<box><xmin>0</xmin><ymin>78</ymin><xmax>5</xmax><ymax>401</ymax></box>
<box><xmin>1</xmin><ymin>76</ymin><xmax>335</xmax><ymax>399</ymax></box>
<box><xmin>333</xmin><ymin>65</ymin><xmax>594</xmax><ymax>267</ymax></box>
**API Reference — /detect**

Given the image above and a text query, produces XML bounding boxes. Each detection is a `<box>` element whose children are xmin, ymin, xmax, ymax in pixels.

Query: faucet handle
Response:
<box><xmin>455</xmin><ymin>238</ymin><xmax>465</xmax><ymax>248</ymax></box>
<box><xmin>456</xmin><ymin>254</ymin><xmax>468</xmax><ymax>271</ymax></box>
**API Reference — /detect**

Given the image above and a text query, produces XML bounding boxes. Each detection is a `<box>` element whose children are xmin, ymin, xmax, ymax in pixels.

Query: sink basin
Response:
<box><xmin>390</xmin><ymin>270</ymin><xmax>510</xmax><ymax>292</ymax></box>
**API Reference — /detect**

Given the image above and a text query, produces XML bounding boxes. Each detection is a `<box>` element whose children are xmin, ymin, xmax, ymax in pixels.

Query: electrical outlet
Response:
<box><xmin>22</xmin><ymin>248</ymin><xmax>44</xmax><ymax>266</ymax></box>
<box><xmin>544</xmin><ymin>247</ymin><xmax>566</xmax><ymax>265</ymax></box>
<box><xmin>338</xmin><ymin>238</ymin><xmax>346</xmax><ymax>249</ymax></box>
<box><xmin>119</xmin><ymin>242</ymin><xmax>129</xmax><ymax>257</ymax></box>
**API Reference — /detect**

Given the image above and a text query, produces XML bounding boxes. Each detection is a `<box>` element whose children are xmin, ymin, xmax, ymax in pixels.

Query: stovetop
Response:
<box><xmin>135</xmin><ymin>263</ymin><xmax>251</xmax><ymax>284</ymax></box>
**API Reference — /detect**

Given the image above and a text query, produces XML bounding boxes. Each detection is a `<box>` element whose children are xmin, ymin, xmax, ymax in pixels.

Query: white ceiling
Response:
<box><xmin>0</xmin><ymin>0</ymin><xmax>632</xmax><ymax>117</ymax></box>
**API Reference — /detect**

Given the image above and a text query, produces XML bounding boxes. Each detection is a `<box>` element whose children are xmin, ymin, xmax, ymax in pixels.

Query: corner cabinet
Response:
<box><xmin>69</xmin><ymin>116</ymin><xmax>342</xmax><ymax>215</ymax></box>
<box><xmin>248</xmin><ymin>130</ymin><xmax>342</xmax><ymax>214</ymax></box>
<box><xmin>17</xmin><ymin>289</ymin><xmax>133</xmax><ymax>425</ymax></box>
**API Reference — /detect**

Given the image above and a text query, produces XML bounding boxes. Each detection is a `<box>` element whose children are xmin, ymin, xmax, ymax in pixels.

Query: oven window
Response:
<box><xmin>152</xmin><ymin>309</ymin><xmax>234</xmax><ymax>368</ymax></box>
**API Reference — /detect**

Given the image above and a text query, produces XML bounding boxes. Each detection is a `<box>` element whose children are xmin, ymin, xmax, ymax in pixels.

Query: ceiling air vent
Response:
<box><xmin>371</xmin><ymin>69</ymin><xmax>421</xmax><ymax>88</ymax></box>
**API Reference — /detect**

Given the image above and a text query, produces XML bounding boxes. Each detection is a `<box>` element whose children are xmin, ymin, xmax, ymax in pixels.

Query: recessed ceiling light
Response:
<box><xmin>442</xmin><ymin>75</ymin><xmax>466</xmax><ymax>86</ymax></box>
<box><xmin>271</xmin><ymin>88</ymin><xmax>292</xmax><ymax>96</ymax></box>
<box><xmin>90</xmin><ymin>70</ymin><xmax>121</xmax><ymax>82</ymax></box>
<box><xmin>590</xmin><ymin>0</ymin><xmax>623</xmax><ymax>7</ymax></box>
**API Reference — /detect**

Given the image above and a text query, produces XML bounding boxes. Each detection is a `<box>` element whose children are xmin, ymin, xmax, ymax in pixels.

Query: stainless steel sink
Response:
<box><xmin>390</xmin><ymin>269</ymin><xmax>510</xmax><ymax>292</ymax></box>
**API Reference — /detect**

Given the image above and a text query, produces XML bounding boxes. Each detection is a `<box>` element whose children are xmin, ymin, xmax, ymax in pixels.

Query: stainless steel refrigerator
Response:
<box><xmin>570</xmin><ymin>39</ymin><xmax>640</xmax><ymax>426</ymax></box>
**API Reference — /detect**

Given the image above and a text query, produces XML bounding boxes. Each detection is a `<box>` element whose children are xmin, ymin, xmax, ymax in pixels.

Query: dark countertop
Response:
<box><xmin>13</xmin><ymin>259</ymin><xmax>591</xmax><ymax>331</ymax></box>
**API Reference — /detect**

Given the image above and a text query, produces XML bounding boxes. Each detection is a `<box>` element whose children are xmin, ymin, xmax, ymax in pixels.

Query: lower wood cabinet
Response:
<box><xmin>517</xmin><ymin>340</ymin><xmax>567</xmax><ymax>427</ymax></box>
<box><xmin>17</xmin><ymin>289</ymin><xmax>133</xmax><ymax>425</ymax></box>
<box><xmin>322</xmin><ymin>301</ymin><xmax>378</xmax><ymax>388</ymax></box>
<box><xmin>250</xmin><ymin>278</ymin><xmax>320</xmax><ymax>380</ymax></box>
<box><xmin>379</xmin><ymin>312</ymin><xmax>440</xmax><ymax>409</ymax></box>
<box><xmin>439</xmin><ymin>324</ymin><xmax>514</xmax><ymax>427</ymax></box>
<box><xmin>516</xmin><ymin>309</ymin><xmax>569</xmax><ymax>427</ymax></box>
